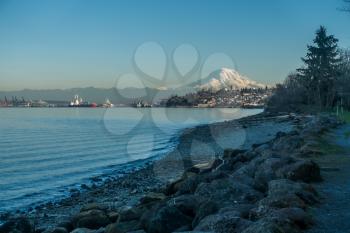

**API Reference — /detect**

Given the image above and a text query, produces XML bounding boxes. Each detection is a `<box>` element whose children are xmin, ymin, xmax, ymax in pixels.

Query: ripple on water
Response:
<box><xmin>0</xmin><ymin>107</ymin><xmax>262</xmax><ymax>212</ymax></box>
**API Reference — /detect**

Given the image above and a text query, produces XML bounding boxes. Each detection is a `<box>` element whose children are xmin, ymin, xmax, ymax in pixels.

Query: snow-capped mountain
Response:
<box><xmin>196</xmin><ymin>68</ymin><xmax>266</xmax><ymax>91</ymax></box>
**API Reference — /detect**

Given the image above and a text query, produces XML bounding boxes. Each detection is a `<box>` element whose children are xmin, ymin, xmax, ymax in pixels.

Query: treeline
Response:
<box><xmin>165</xmin><ymin>95</ymin><xmax>192</xmax><ymax>107</ymax></box>
<box><xmin>267</xmin><ymin>26</ymin><xmax>350</xmax><ymax>112</ymax></box>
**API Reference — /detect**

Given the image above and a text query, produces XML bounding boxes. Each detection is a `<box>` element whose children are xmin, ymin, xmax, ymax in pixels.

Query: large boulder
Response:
<box><xmin>70</xmin><ymin>228</ymin><xmax>96</xmax><ymax>233</ymax></box>
<box><xmin>107</xmin><ymin>212</ymin><xmax>120</xmax><ymax>223</ymax></box>
<box><xmin>71</xmin><ymin>209</ymin><xmax>111</xmax><ymax>229</ymax></box>
<box><xmin>140</xmin><ymin>193</ymin><xmax>167</xmax><ymax>205</ymax></box>
<box><xmin>271</xmin><ymin>133</ymin><xmax>304</xmax><ymax>153</ymax></box>
<box><xmin>219</xmin><ymin>152</ymin><xmax>251</xmax><ymax>172</ymax></box>
<box><xmin>194</xmin><ymin>178</ymin><xmax>263</xmax><ymax>207</ymax></box>
<box><xmin>105</xmin><ymin>220</ymin><xmax>141</xmax><ymax>233</ymax></box>
<box><xmin>250</xmin><ymin>180</ymin><xmax>317</xmax><ymax>224</ymax></box>
<box><xmin>80</xmin><ymin>203</ymin><xmax>108</xmax><ymax>212</ymax></box>
<box><xmin>241</xmin><ymin>219</ymin><xmax>284</xmax><ymax>233</ymax></box>
<box><xmin>248</xmin><ymin>207</ymin><xmax>313</xmax><ymax>233</ymax></box>
<box><xmin>223</xmin><ymin>149</ymin><xmax>247</xmax><ymax>159</ymax></box>
<box><xmin>51</xmin><ymin>227</ymin><xmax>68</xmax><ymax>233</ymax></box>
<box><xmin>167</xmin><ymin>195</ymin><xmax>199</xmax><ymax>218</ymax></box>
<box><xmin>165</xmin><ymin>172</ymin><xmax>199</xmax><ymax>196</ymax></box>
<box><xmin>172</xmin><ymin>171</ymin><xmax>228</xmax><ymax>196</ymax></box>
<box><xmin>267</xmin><ymin>179</ymin><xmax>319</xmax><ymax>205</ymax></box>
<box><xmin>194</xmin><ymin>210</ymin><xmax>251</xmax><ymax>233</ymax></box>
<box><xmin>281</xmin><ymin>160</ymin><xmax>322</xmax><ymax>183</ymax></box>
<box><xmin>270</xmin><ymin>208</ymin><xmax>313</xmax><ymax>230</ymax></box>
<box><xmin>218</xmin><ymin>204</ymin><xmax>255</xmax><ymax>220</ymax></box>
<box><xmin>192</xmin><ymin>201</ymin><xmax>219</xmax><ymax>228</ymax></box>
<box><xmin>252</xmin><ymin>155</ymin><xmax>321</xmax><ymax>192</ymax></box>
<box><xmin>140</xmin><ymin>205</ymin><xmax>192</xmax><ymax>233</ymax></box>
<box><xmin>56</xmin><ymin>221</ymin><xmax>74</xmax><ymax>232</ymax></box>
<box><xmin>253</xmin><ymin>156</ymin><xmax>296</xmax><ymax>192</ymax></box>
<box><xmin>230</xmin><ymin>172</ymin><xmax>255</xmax><ymax>188</ymax></box>
<box><xmin>258</xmin><ymin>192</ymin><xmax>306</xmax><ymax>210</ymax></box>
<box><xmin>0</xmin><ymin>217</ymin><xmax>34</xmax><ymax>233</ymax></box>
<box><xmin>118</xmin><ymin>206</ymin><xmax>144</xmax><ymax>222</ymax></box>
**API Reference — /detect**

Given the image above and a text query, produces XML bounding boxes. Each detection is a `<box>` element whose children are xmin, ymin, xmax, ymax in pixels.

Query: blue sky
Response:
<box><xmin>0</xmin><ymin>0</ymin><xmax>349</xmax><ymax>90</ymax></box>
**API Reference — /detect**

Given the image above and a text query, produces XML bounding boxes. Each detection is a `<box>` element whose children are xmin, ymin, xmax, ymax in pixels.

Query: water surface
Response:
<box><xmin>0</xmin><ymin>107</ymin><xmax>261</xmax><ymax>212</ymax></box>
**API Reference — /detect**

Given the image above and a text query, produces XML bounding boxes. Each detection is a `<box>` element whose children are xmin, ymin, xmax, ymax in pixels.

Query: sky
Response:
<box><xmin>0</xmin><ymin>0</ymin><xmax>349</xmax><ymax>91</ymax></box>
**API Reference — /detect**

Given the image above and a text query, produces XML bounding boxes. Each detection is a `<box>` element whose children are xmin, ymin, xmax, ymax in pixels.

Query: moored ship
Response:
<box><xmin>102</xmin><ymin>98</ymin><xmax>114</xmax><ymax>108</ymax></box>
<box><xmin>69</xmin><ymin>95</ymin><xmax>97</xmax><ymax>108</ymax></box>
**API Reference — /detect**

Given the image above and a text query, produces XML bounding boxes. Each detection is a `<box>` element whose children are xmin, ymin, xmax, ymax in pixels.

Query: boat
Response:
<box><xmin>31</xmin><ymin>100</ymin><xmax>49</xmax><ymax>108</ymax></box>
<box><xmin>132</xmin><ymin>100</ymin><xmax>152</xmax><ymax>108</ymax></box>
<box><xmin>69</xmin><ymin>95</ymin><xmax>97</xmax><ymax>108</ymax></box>
<box><xmin>102</xmin><ymin>98</ymin><xmax>114</xmax><ymax>108</ymax></box>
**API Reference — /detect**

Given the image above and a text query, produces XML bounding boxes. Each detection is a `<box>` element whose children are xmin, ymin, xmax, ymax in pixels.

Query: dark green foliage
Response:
<box><xmin>336</xmin><ymin>50</ymin><xmax>350</xmax><ymax>109</ymax></box>
<box><xmin>166</xmin><ymin>95</ymin><xmax>192</xmax><ymax>107</ymax></box>
<box><xmin>297</xmin><ymin>26</ymin><xmax>341</xmax><ymax>107</ymax></box>
<box><xmin>268</xmin><ymin>26</ymin><xmax>348</xmax><ymax>112</ymax></box>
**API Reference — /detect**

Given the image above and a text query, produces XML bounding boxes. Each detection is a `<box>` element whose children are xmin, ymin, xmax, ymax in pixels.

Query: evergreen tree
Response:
<box><xmin>297</xmin><ymin>26</ymin><xmax>341</xmax><ymax>108</ymax></box>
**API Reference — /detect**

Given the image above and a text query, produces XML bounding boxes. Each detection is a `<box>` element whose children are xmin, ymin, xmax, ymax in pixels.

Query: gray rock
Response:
<box><xmin>107</xmin><ymin>211</ymin><xmax>120</xmax><ymax>223</ymax></box>
<box><xmin>258</xmin><ymin>192</ymin><xmax>306</xmax><ymax>209</ymax></box>
<box><xmin>70</xmin><ymin>228</ymin><xmax>95</xmax><ymax>233</ymax></box>
<box><xmin>56</xmin><ymin>221</ymin><xmax>74</xmax><ymax>232</ymax></box>
<box><xmin>140</xmin><ymin>192</ymin><xmax>167</xmax><ymax>205</ymax></box>
<box><xmin>174</xmin><ymin>176</ymin><xmax>202</xmax><ymax>195</ymax></box>
<box><xmin>173</xmin><ymin>171</ymin><xmax>229</xmax><ymax>196</ymax></box>
<box><xmin>174</xmin><ymin>232</ymin><xmax>213</xmax><ymax>233</ymax></box>
<box><xmin>218</xmin><ymin>204</ymin><xmax>255</xmax><ymax>219</ymax></box>
<box><xmin>267</xmin><ymin>179</ymin><xmax>319</xmax><ymax>205</ymax></box>
<box><xmin>241</xmin><ymin>220</ymin><xmax>284</xmax><ymax>233</ymax></box>
<box><xmin>173</xmin><ymin>225</ymin><xmax>192</xmax><ymax>232</ymax></box>
<box><xmin>223</xmin><ymin>149</ymin><xmax>247</xmax><ymax>159</ymax></box>
<box><xmin>270</xmin><ymin>207</ymin><xmax>313</xmax><ymax>230</ymax></box>
<box><xmin>282</xmin><ymin>160</ymin><xmax>322</xmax><ymax>183</ymax></box>
<box><xmin>118</xmin><ymin>206</ymin><xmax>143</xmax><ymax>222</ymax></box>
<box><xmin>51</xmin><ymin>227</ymin><xmax>68</xmax><ymax>233</ymax></box>
<box><xmin>192</xmin><ymin>200</ymin><xmax>219</xmax><ymax>228</ymax></box>
<box><xmin>194</xmin><ymin>178</ymin><xmax>263</xmax><ymax>207</ymax></box>
<box><xmin>71</xmin><ymin>209</ymin><xmax>111</xmax><ymax>229</ymax></box>
<box><xmin>0</xmin><ymin>217</ymin><xmax>34</xmax><ymax>233</ymax></box>
<box><xmin>141</xmin><ymin>205</ymin><xmax>192</xmax><ymax>233</ymax></box>
<box><xmin>80</xmin><ymin>203</ymin><xmax>108</xmax><ymax>212</ymax></box>
<box><xmin>248</xmin><ymin>207</ymin><xmax>313</xmax><ymax>232</ymax></box>
<box><xmin>105</xmin><ymin>220</ymin><xmax>141</xmax><ymax>233</ymax></box>
<box><xmin>165</xmin><ymin>178</ymin><xmax>185</xmax><ymax>195</ymax></box>
<box><xmin>271</xmin><ymin>134</ymin><xmax>304</xmax><ymax>153</ymax></box>
<box><xmin>194</xmin><ymin>210</ymin><xmax>251</xmax><ymax>233</ymax></box>
<box><xmin>167</xmin><ymin>195</ymin><xmax>199</xmax><ymax>218</ymax></box>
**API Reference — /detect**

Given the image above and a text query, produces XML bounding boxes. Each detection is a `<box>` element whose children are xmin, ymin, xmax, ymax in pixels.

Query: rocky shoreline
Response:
<box><xmin>0</xmin><ymin>112</ymin><xmax>341</xmax><ymax>233</ymax></box>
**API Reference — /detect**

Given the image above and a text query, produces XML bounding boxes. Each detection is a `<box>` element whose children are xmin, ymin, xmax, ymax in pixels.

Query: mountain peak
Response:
<box><xmin>197</xmin><ymin>68</ymin><xmax>266</xmax><ymax>91</ymax></box>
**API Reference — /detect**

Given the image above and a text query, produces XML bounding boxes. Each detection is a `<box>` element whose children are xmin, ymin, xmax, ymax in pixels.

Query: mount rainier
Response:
<box><xmin>197</xmin><ymin>68</ymin><xmax>266</xmax><ymax>91</ymax></box>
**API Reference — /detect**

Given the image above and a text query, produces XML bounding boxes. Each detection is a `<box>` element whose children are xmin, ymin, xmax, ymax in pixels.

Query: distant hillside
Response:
<box><xmin>0</xmin><ymin>69</ymin><xmax>268</xmax><ymax>104</ymax></box>
<box><xmin>0</xmin><ymin>87</ymin><xmax>188</xmax><ymax>104</ymax></box>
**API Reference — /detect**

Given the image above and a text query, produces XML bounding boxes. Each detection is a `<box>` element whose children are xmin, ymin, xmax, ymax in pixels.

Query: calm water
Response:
<box><xmin>0</xmin><ymin>107</ymin><xmax>261</xmax><ymax>212</ymax></box>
